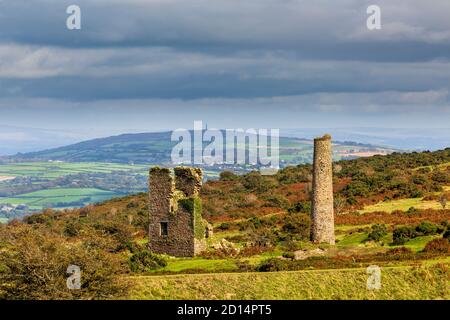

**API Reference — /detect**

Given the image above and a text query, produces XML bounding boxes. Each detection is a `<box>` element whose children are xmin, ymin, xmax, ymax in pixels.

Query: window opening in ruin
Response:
<box><xmin>160</xmin><ymin>222</ymin><xmax>168</xmax><ymax>236</ymax></box>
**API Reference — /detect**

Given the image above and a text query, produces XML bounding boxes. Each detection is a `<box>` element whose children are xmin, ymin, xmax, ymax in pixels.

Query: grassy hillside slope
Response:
<box><xmin>128</xmin><ymin>264</ymin><xmax>449</xmax><ymax>300</ymax></box>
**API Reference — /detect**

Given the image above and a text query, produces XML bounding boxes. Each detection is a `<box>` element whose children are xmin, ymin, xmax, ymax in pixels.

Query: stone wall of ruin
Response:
<box><xmin>311</xmin><ymin>134</ymin><xmax>335</xmax><ymax>244</ymax></box>
<box><xmin>148</xmin><ymin>166</ymin><xmax>206</xmax><ymax>257</ymax></box>
<box><xmin>174</xmin><ymin>167</ymin><xmax>203</xmax><ymax>197</ymax></box>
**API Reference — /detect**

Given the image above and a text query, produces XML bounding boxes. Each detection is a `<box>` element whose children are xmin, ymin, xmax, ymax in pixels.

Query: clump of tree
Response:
<box><xmin>240</xmin><ymin>171</ymin><xmax>278</xmax><ymax>193</ymax></box>
<box><xmin>366</xmin><ymin>224</ymin><xmax>387</xmax><ymax>242</ymax></box>
<box><xmin>219</xmin><ymin>170</ymin><xmax>238</xmax><ymax>181</ymax></box>
<box><xmin>275</xmin><ymin>164</ymin><xmax>311</xmax><ymax>184</ymax></box>
<box><xmin>280</xmin><ymin>213</ymin><xmax>311</xmax><ymax>241</ymax></box>
<box><xmin>392</xmin><ymin>221</ymin><xmax>445</xmax><ymax>245</ymax></box>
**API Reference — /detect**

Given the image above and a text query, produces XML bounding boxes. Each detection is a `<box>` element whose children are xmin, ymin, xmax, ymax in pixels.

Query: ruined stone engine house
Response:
<box><xmin>148</xmin><ymin>166</ymin><xmax>209</xmax><ymax>257</ymax></box>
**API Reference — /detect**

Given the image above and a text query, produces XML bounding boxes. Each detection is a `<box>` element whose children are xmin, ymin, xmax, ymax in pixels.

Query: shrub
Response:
<box><xmin>342</xmin><ymin>181</ymin><xmax>370</xmax><ymax>198</ymax></box>
<box><xmin>346</xmin><ymin>196</ymin><xmax>357</xmax><ymax>205</ymax></box>
<box><xmin>200</xmin><ymin>246</ymin><xmax>239</xmax><ymax>259</ymax></box>
<box><xmin>410</xmin><ymin>188</ymin><xmax>423</xmax><ymax>198</ymax></box>
<box><xmin>238</xmin><ymin>246</ymin><xmax>271</xmax><ymax>257</ymax></box>
<box><xmin>422</xmin><ymin>238</ymin><xmax>450</xmax><ymax>254</ymax></box>
<box><xmin>256</xmin><ymin>258</ymin><xmax>288</xmax><ymax>272</ymax></box>
<box><xmin>412</xmin><ymin>174</ymin><xmax>426</xmax><ymax>185</ymax></box>
<box><xmin>281</xmin><ymin>213</ymin><xmax>311</xmax><ymax>241</ymax></box>
<box><xmin>0</xmin><ymin>226</ymin><xmax>126</xmax><ymax>300</ymax></box>
<box><xmin>385</xmin><ymin>247</ymin><xmax>413</xmax><ymax>255</ymax></box>
<box><xmin>275</xmin><ymin>165</ymin><xmax>311</xmax><ymax>184</ymax></box>
<box><xmin>249</xmin><ymin>217</ymin><xmax>263</xmax><ymax>229</ymax></box>
<box><xmin>241</xmin><ymin>171</ymin><xmax>277</xmax><ymax>192</ymax></box>
<box><xmin>238</xmin><ymin>217</ymin><xmax>263</xmax><ymax>231</ymax></box>
<box><xmin>415</xmin><ymin>221</ymin><xmax>438</xmax><ymax>236</ymax></box>
<box><xmin>217</xmin><ymin>222</ymin><xmax>231</xmax><ymax>230</ymax></box>
<box><xmin>288</xmin><ymin>201</ymin><xmax>311</xmax><ymax>214</ymax></box>
<box><xmin>444</xmin><ymin>229</ymin><xmax>450</xmax><ymax>239</ymax></box>
<box><xmin>235</xmin><ymin>260</ymin><xmax>254</xmax><ymax>272</ymax></box>
<box><xmin>263</xmin><ymin>195</ymin><xmax>290</xmax><ymax>209</ymax></box>
<box><xmin>431</xmin><ymin>171</ymin><xmax>449</xmax><ymax>183</ymax></box>
<box><xmin>367</xmin><ymin>224</ymin><xmax>387</xmax><ymax>242</ymax></box>
<box><xmin>280</xmin><ymin>239</ymin><xmax>301</xmax><ymax>251</ymax></box>
<box><xmin>93</xmin><ymin>221</ymin><xmax>134</xmax><ymax>252</ymax></box>
<box><xmin>23</xmin><ymin>213</ymin><xmax>53</xmax><ymax>225</ymax></box>
<box><xmin>63</xmin><ymin>220</ymin><xmax>82</xmax><ymax>237</ymax></box>
<box><xmin>126</xmin><ymin>201</ymin><xmax>138</xmax><ymax>209</ymax></box>
<box><xmin>247</xmin><ymin>228</ymin><xmax>277</xmax><ymax>247</ymax></box>
<box><xmin>241</xmin><ymin>171</ymin><xmax>265</xmax><ymax>190</ymax></box>
<box><xmin>79</xmin><ymin>205</ymin><xmax>93</xmax><ymax>216</ymax></box>
<box><xmin>256</xmin><ymin>256</ymin><xmax>356</xmax><ymax>272</ymax></box>
<box><xmin>282</xmin><ymin>252</ymin><xmax>295</xmax><ymax>260</ymax></box>
<box><xmin>392</xmin><ymin>226</ymin><xmax>417</xmax><ymax>245</ymax></box>
<box><xmin>128</xmin><ymin>250</ymin><xmax>167</xmax><ymax>272</ymax></box>
<box><xmin>219</xmin><ymin>170</ymin><xmax>238</xmax><ymax>181</ymax></box>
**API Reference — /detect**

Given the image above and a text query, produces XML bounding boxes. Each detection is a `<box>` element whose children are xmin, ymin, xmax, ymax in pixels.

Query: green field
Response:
<box><xmin>336</xmin><ymin>232</ymin><xmax>368</xmax><ymax>247</ymax></box>
<box><xmin>401</xmin><ymin>235</ymin><xmax>439</xmax><ymax>252</ymax></box>
<box><xmin>0</xmin><ymin>162</ymin><xmax>150</xmax><ymax>212</ymax></box>
<box><xmin>0</xmin><ymin>162</ymin><xmax>148</xmax><ymax>180</ymax></box>
<box><xmin>158</xmin><ymin>258</ymin><xmax>238</xmax><ymax>273</ymax></box>
<box><xmin>127</xmin><ymin>264</ymin><xmax>449</xmax><ymax>300</ymax></box>
<box><xmin>0</xmin><ymin>161</ymin><xmax>225</xmax><ymax>214</ymax></box>
<box><xmin>359</xmin><ymin>197</ymin><xmax>443</xmax><ymax>214</ymax></box>
<box><xmin>0</xmin><ymin>188</ymin><xmax>118</xmax><ymax>209</ymax></box>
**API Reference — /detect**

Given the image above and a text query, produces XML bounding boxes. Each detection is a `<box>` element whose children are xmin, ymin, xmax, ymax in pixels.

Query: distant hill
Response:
<box><xmin>6</xmin><ymin>131</ymin><xmax>399</xmax><ymax>165</ymax></box>
<box><xmin>13</xmin><ymin>132</ymin><xmax>173</xmax><ymax>164</ymax></box>
<box><xmin>5</xmin><ymin>131</ymin><xmax>399</xmax><ymax>166</ymax></box>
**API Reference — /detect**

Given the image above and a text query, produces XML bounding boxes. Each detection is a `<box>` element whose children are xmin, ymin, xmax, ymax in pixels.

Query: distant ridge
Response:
<box><xmin>4</xmin><ymin>131</ymin><xmax>399</xmax><ymax>166</ymax></box>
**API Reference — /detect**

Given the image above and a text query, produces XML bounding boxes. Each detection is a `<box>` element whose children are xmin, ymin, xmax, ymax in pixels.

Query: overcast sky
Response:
<box><xmin>0</xmin><ymin>0</ymin><xmax>449</xmax><ymax>139</ymax></box>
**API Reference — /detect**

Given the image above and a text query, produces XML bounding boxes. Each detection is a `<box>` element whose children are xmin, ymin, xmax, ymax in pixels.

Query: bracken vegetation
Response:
<box><xmin>0</xmin><ymin>148</ymin><xmax>449</xmax><ymax>299</ymax></box>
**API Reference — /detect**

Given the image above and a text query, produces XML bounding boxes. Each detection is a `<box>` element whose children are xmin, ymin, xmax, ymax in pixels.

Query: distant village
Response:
<box><xmin>0</xmin><ymin>203</ymin><xmax>30</xmax><ymax>220</ymax></box>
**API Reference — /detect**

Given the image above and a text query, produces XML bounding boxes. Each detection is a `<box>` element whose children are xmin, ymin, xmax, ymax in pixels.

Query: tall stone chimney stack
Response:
<box><xmin>311</xmin><ymin>134</ymin><xmax>335</xmax><ymax>244</ymax></box>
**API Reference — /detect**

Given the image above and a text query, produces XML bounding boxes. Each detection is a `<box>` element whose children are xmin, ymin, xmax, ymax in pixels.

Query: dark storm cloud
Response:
<box><xmin>0</xmin><ymin>0</ymin><xmax>449</xmax><ymax>128</ymax></box>
<box><xmin>1</xmin><ymin>0</ymin><xmax>450</xmax><ymax>61</ymax></box>
<box><xmin>1</xmin><ymin>44</ymin><xmax>450</xmax><ymax>101</ymax></box>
